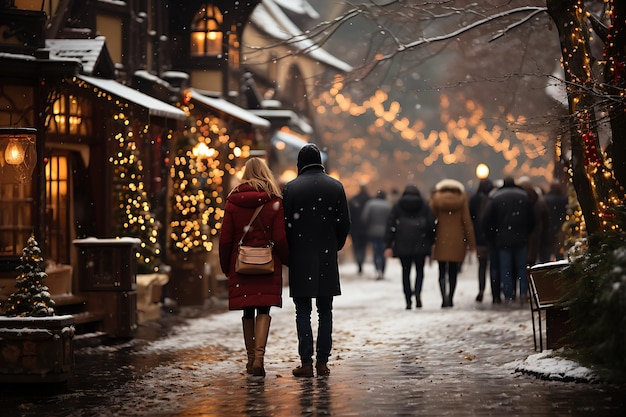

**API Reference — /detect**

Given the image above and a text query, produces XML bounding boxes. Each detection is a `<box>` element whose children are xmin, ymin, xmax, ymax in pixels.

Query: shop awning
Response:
<box><xmin>186</xmin><ymin>89</ymin><xmax>270</xmax><ymax>128</ymax></box>
<box><xmin>78</xmin><ymin>75</ymin><xmax>187</xmax><ymax>120</ymax></box>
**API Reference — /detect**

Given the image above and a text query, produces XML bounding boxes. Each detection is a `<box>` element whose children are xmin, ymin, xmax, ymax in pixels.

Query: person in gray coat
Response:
<box><xmin>283</xmin><ymin>144</ymin><xmax>351</xmax><ymax>378</ymax></box>
<box><xmin>361</xmin><ymin>190</ymin><xmax>392</xmax><ymax>280</ymax></box>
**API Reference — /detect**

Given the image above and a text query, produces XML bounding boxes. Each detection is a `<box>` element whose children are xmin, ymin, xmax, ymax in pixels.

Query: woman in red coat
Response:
<box><xmin>219</xmin><ymin>157</ymin><xmax>289</xmax><ymax>377</ymax></box>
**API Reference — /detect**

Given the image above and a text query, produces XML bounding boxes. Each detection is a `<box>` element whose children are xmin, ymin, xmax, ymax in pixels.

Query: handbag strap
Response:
<box><xmin>239</xmin><ymin>205</ymin><xmax>265</xmax><ymax>246</ymax></box>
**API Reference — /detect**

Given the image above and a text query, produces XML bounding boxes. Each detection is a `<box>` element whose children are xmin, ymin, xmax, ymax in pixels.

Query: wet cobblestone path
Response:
<box><xmin>2</xmin><ymin>261</ymin><xmax>625</xmax><ymax>416</ymax></box>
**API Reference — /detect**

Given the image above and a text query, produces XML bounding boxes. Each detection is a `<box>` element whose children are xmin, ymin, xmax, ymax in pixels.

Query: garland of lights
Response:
<box><xmin>76</xmin><ymin>78</ymin><xmax>165</xmax><ymax>271</ymax></box>
<box><xmin>169</xmin><ymin>109</ymin><xmax>226</xmax><ymax>254</ymax></box>
<box><xmin>109</xmin><ymin>113</ymin><xmax>163</xmax><ymax>273</ymax></box>
<box><xmin>168</xmin><ymin>93</ymin><xmax>255</xmax><ymax>255</ymax></box>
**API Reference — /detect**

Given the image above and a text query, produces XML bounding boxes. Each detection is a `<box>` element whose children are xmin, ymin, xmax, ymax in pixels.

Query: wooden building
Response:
<box><xmin>0</xmin><ymin>0</ymin><xmax>351</xmax><ymax>337</ymax></box>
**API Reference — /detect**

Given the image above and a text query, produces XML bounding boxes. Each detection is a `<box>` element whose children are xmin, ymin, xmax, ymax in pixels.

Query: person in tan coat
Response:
<box><xmin>430</xmin><ymin>179</ymin><xmax>476</xmax><ymax>307</ymax></box>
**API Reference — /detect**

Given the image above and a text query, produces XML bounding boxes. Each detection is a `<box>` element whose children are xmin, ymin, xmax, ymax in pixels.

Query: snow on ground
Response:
<box><xmin>134</xmin><ymin>257</ymin><xmax>598</xmax><ymax>384</ymax></box>
<box><xmin>513</xmin><ymin>350</ymin><xmax>599</xmax><ymax>382</ymax></box>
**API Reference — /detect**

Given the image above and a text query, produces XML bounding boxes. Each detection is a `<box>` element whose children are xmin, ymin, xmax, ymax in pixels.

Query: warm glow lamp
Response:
<box><xmin>476</xmin><ymin>163</ymin><xmax>490</xmax><ymax>180</ymax></box>
<box><xmin>0</xmin><ymin>127</ymin><xmax>37</xmax><ymax>183</ymax></box>
<box><xmin>5</xmin><ymin>138</ymin><xmax>26</xmax><ymax>165</ymax></box>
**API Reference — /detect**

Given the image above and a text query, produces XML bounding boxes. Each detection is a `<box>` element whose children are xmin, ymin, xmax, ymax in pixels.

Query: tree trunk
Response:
<box><xmin>605</xmin><ymin>1</ymin><xmax>626</xmax><ymax>190</ymax></box>
<box><xmin>546</xmin><ymin>0</ymin><xmax>616</xmax><ymax>235</ymax></box>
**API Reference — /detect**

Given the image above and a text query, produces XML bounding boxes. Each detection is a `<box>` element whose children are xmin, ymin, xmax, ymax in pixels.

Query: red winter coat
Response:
<box><xmin>219</xmin><ymin>183</ymin><xmax>289</xmax><ymax>310</ymax></box>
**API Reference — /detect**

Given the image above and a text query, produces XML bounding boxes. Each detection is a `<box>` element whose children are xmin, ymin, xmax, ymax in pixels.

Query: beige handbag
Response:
<box><xmin>235</xmin><ymin>205</ymin><xmax>274</xmax><ymax>275</ymax></box>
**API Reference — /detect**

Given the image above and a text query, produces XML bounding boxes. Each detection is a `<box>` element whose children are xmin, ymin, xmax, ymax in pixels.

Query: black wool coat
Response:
<box><xmin>385</xmin><ymin>193</ymin><xmax>435</xmax><ymax>257</ymax></box>
<box><xmin>482</xmin><ymin>185</ymin><xmax>535</xmax><ymax>248</ymax></box>
<box><xmin>283</xmin><ymin>165</ymin><xmax>351</xmax><ymax>298</ymax></box>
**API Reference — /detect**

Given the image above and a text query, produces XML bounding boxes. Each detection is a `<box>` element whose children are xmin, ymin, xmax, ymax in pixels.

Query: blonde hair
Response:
<box><xmin>241</xmin><ymin>157</ymin><xmax>282</xmax><ymax>197</ymax></box>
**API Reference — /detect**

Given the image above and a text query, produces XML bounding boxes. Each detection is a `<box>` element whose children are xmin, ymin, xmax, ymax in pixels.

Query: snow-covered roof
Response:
<box><xmin>250</xmin><ymin>0</ymin><xmax>352</xmax><ymax>73</ymax></box>
<box><xmin>186</xmin><ymin>89</ymin><xmax>270</xmax><ymax>128</ymax></box>
<box><xmin>272</xmin><ymin>130</ymin><xmax>327</xmax><ymax>162</ymax></box>
<box><xmin>272</xmin><ymin>0</ymin><xmax>320</xmax><ymax>19</ymax></box>
<box><xmin>73</xmin><ymin>237</ymin><xmax>142</xmax><ymax>245</ymax></box>
<box><xmin>46</xmin><ymin>37</ymin><xmax>107</xmax><ymax>75</ymax></box>
<box><xmin>0</xmin><ymin>52</ymin><xmax>36</xmax><ymax>62</ymax></box>
<box><xmin>78</xmin><ymin>75</ymin><xmax>187</xmax><ymax>120</ymax></box>
<box><xmin>272</xmin><ymin>130</ymin><xmax>309</xmax><ymax>149</ymax></box>
<box><xmin>250</xmin><ymin>108</ymin><xmax>313</xmax><ymax>134</ymax></box>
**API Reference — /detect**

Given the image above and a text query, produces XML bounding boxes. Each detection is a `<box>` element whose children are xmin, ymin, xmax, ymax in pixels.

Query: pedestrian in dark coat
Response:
<box><xmin>348</xmin><ymin>183</ymin><xmax>370</xmax><ymax>274</ymax></box>
<box><xmin>469</xmin><ymin>178</ymin><xmax>494</xmax><ymax>303</ymax></box>
<box><xmin>384</xmin><ymin>185</ymin><xmax>435</xmax><ymax>309</ymax></box>
<box><xmin>519</xmin><ymin>178</ymin><xmax>550</xmax><ymax>266</ymax></box>
<box><xmin>283</xmin><ymin>144</ymin><xmax>351</xmax><ymax>378</ymax></box>
<box><xmin>219</xmin><ymin>157</ymin><xmax>289</xmax><ymax>378</ymax></box>
<box><xmin>540</xmin><ymin>181</ymin><xmax>568</xmax><ymax>261</ymax></box>
<box><xmin>482</xmin><ymin>176</ymin><xmax>535</xmax><ymax>302</ymax></box>
<box><xmin>430</xmin><ymin>179</ymin><xmax>476</xmax><ymax>308</ymax></box>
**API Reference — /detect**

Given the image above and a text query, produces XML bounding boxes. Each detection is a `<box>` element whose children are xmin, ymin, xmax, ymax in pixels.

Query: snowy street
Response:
<box><xmin>2</xmin><ymin>257</ymin><xmax>625</xmax><ymax>416</ymax></box>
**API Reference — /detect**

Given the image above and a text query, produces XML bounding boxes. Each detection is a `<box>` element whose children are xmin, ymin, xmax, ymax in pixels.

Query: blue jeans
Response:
<box><xmin>370</xmin><ymin>237</ymin><xmax>387</xmax><ymax>273</ymax></box>
<box><xmin>498</xmin><ymin>245</ymin><xmax>528</xmax><ymax>300</ymax></box>
<box><xmin>293</xmin><ymin>296</ymin><xmax>333</xmax><ymax>365</ymax></box>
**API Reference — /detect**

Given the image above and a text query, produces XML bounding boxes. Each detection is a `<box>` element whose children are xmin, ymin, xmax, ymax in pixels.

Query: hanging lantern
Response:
<box><xmin>5</xmin><ymin>138</ymin><xmax>27</xmax><ymax>165</ymax></box>
<box><xmin>0</xmin><ymin>127</ymin><xmax>37</xmax><ymax>183</ymax></box>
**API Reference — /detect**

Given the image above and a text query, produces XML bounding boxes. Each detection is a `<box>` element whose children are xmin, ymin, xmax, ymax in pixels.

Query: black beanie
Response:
<box><xmin>297</xmin><ymin>144</ymin><xmax>323</xmax><ymax>173</ymax></box>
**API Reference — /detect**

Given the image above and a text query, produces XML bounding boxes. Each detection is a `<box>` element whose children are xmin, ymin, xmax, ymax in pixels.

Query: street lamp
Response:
<box><xmin>476</xmin><ymin>163</ymin><xmax>490</xmax><ymax>180</ymax></box>
<box><xmin>0</xmin><ymin>127</ymin><xmax>37</xmax><ymax>183</ymax></box>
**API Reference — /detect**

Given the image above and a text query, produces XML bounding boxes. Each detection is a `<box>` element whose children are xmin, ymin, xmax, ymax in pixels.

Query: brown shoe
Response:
<box><xmin>316</xmin><ymin>363</ymin><xmax>330</xmax><ymax>376</ymax></box>
<box><xmin>292</xmin><ymin>364</ymin><xmax>314</xmax><ymax>378</ymax></box>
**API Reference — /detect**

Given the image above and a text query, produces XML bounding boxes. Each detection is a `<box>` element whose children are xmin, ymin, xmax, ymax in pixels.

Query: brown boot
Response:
<box><xmin>242</xmin><ymin>318</ymin><xmax>255</xmax><ymax>374</ymax></box>
<box><xmin>292</xmin><ymin>364</ymin><xmax>314</xmax><ymax>377</ymax></box>
<box><xmin>315</xmin><ymin>362</ymin><xmax>330</xmax><ymax>376</ymax></box>
<box><xmin>252</xmin><ymin>314</ymin><xmax>271</xmax><ymax>377</ymax></box>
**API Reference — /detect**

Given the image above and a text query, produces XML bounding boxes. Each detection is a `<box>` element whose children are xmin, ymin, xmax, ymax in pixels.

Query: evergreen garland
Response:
<box><xmin>3</xmin><ymin>235</ymin><xmax>55</xmax><ymax>317</ymax></box>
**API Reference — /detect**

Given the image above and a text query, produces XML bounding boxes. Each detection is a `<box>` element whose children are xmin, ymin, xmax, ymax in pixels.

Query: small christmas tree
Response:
<box><xmin>4</xmin><ymin>235</ymin><xmax>55</xmax><ymax>317</ymax></box>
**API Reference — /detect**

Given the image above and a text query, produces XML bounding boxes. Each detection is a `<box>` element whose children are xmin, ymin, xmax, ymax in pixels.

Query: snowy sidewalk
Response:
<box><xmin>2</xmin><ymin>258</ymin><xmax>624</xmax><ymax>416</ymax></box>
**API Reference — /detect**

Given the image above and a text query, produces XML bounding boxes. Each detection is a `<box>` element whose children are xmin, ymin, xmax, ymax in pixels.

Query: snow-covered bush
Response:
<box><xmin>561</xmin><ymin>205</ymin><xmax>626</xmax><ymax>381</ymax></box>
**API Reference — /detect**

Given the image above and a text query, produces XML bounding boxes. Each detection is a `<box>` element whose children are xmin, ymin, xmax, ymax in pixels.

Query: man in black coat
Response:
<box><xmin>283</xmin><ymin>144</ymin><xmax>351</xmax><ymax>378</ymax></box>
<box><xmin>482</xmin><ymin>176</ymin><xmax>535</xmax><ymax>302</ymax></box>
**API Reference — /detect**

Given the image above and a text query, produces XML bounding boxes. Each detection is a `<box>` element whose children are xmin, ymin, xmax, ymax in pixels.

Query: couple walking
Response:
<box><xmin>385</xmin><ymin>179</ymin><xmax>476</xmax><ymax>309</ymax></box>
<box><xmin>219</xmin><ymin>145</ymin><xmax>350</xmax><ymax>379</ymax></box>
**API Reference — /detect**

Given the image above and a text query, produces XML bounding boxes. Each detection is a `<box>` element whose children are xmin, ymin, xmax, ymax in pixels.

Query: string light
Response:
<box><xmin>108</xmin><ymin>112</ymin><xmax>163</xmax><ymax>273</ymax></box>
<box><xmin>313</xmin><ymin>75</ymin><xmax>554</xmax><ymax>192</ymax></box>
<box><xmin>169</xmin><ymin>108</ymin><xmax>243</xmax><ymax>254</ymax></box>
